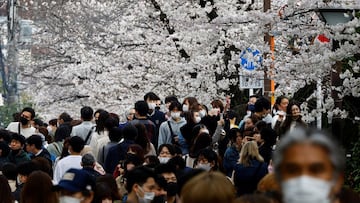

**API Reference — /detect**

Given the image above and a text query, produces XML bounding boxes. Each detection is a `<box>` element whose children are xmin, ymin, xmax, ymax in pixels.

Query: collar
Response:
<box><xmin>35</xmin><ymin>149</ymin><xmax>43</xmax><ymax>156</ymax></box>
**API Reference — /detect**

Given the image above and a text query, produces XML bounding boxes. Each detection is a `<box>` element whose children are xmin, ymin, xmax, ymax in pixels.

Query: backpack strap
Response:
<box><xmin>167</xmin><ymin>121</ymin><xmax>175</xmax><ymax>138</ymax></box>
<box><xmin>84</xmin><ymin>126</ymin><xmax>95</xmax><ymax>144</ymax></box>
<box><xmin>18</xmin><ymin>122</ymin><xmax>21</xmax><ymax>134</ymax></box>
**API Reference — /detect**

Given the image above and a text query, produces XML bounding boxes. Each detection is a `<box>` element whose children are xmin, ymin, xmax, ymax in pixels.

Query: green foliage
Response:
<box><xmin>346</xmin><ymin>131</ymin><xmax>360</xmax><ymax>193</ymax></box>
<box><xmin>0</xmin><ymin>96</ymin><xmax>34</xmax><ymax>128</ymax></box>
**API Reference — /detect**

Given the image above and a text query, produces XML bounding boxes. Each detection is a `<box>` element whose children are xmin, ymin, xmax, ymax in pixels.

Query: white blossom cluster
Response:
<box><xmin>13</xmin><ymin>0</ymin><xmax>360</xmax><ymax>123</ymax></box>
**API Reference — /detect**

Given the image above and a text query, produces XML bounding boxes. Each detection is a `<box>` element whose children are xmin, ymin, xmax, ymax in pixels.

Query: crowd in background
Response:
<box><xmin>0</xmin><ymin>92</ymin><xmax>359</xmax><ymax>203</ymax></box>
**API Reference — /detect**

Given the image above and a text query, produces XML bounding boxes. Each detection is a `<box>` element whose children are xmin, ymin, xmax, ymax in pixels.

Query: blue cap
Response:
<box><xmin>54</xmin><ymin>168</ymin><xmax>92</xmax><ymax>192</ymax></box>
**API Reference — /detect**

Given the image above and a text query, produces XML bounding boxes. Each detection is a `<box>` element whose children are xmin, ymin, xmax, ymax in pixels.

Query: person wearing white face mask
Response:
<box><xmin>195</xmin><ymin>148</ymin><xmax>219</xmax><ymax>172</ymax></box>
<box><xmin>158</xmin><ymin>101</ymin><xmax>186</xmax><ymax>148</ymax></box>
<box><xmin>123</xmin><ymin>166</ymin><xmax>157</xmax><ymax>203</ymax></box>
<box><xmin>272</xmin><ymin>128</ymin><xmax>347</xmax><ymax>203</ymax></box>
<box><xmin>157</xmin><ymin>144</ymin><xmax>175</xmax><ymax>164</ymax></box>
<box><xmin>181</xmin><ymin>97</ymin><xmax>198</xmax><ymax>113</ymax></box>
<box><xmin>144</xmin><ymin>92</ymin><xmax>167</xmax><ymax>149</ymax></box>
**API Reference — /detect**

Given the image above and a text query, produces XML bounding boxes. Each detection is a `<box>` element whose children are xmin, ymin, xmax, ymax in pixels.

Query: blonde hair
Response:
<box><xmin>181</xmin><ymin>172</ymin><xmax>236</xmax><ymax>203</ymax></box>
<box><xmin>239</xmin><ymin>141</ymin><xmax>264</xmax><ymax>167</ymax></box>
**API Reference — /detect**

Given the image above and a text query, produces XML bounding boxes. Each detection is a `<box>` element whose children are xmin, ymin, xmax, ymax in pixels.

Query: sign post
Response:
<box><xmin>239</xmin><ymin>48</ymin><xmax>263</xmax><ymax>97</ymax></box>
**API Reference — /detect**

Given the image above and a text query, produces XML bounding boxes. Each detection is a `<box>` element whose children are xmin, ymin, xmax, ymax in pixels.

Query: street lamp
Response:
<box><xmin>316</xmin><ymin>8</ymin><xmax>358</xmax><ymax>25</ymax></box>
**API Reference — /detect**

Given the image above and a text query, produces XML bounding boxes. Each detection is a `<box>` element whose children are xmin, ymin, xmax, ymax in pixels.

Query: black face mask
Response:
<box><xmin>166</xmin><ymin>182</ymin><xmax>178</xmax><ymax>197</ymax></box>
<box><xmin>20</xmin><ymin>117</ymin><xmax>29</xmax><ymax>125</ymax></box>
<box><xmin>152</xmin><ymin>195</ymin><xmax>166</xmax><ymax>203</ymax></box>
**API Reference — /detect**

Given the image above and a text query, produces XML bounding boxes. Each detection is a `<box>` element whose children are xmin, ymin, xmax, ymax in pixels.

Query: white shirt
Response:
<box><xmin>89</xmin><ymin>130</ymin><xmax>108</xmax><ymax>160</ymax></box>
<box><xmin>53</xmin><ymin>155</ymin><xmax>82</xmax><ymax>184</ymax></box>
<box><xmin>6</xmin><ymin>122</ymin><xmax>36</xmax><ymax>138</ymax></box>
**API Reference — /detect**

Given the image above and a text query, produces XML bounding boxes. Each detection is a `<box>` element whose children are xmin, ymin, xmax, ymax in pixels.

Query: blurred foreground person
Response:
<box><xmin>273</xmin><ymin>127</ymin><xmax>360</xmax><ymax>203</ymax></box>
<box><xmin>180</xmin><ymin>171</ymin><xmax>235</xmax><ymax>203</ymax></box>
<box><xmin>54</xmin><ymin>168</ymin><xmax>94</xmax><ymax>203</ymax></box>
<box><xmin>21</xmin><ymin>171</ymin><xmax>58</xmax><ymax>203</ymax></box>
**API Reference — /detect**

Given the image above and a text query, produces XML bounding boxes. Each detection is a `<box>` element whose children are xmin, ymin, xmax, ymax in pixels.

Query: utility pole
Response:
<box><xmin>5</xmin><ymin>0</ymin><xmax>18</xmax><ymax>105</ymax></box>
<box><xmin>263</xmin><ymin>0</ymin><xmax>275</xmax><ymax>105</ymax></box>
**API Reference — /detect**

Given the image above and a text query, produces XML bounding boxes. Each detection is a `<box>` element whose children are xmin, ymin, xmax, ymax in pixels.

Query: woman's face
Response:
<box><xmin>197</xmin><ymin>155</ymin><xmax>209</xmax><ymax>165</ymax></box>
<box><xmin>159</xmin><ymin>146</ymin><xmax>172</xmax><ymax>158</ymax></box>
<box><xmin>193</xmin><ymin>111</ymin><xmax>201</xmax><ymax>123</ymax></box>
<box><xmin>253</xmin><ymin>132</ymin><xmax>262</xmax><ymax>144</ymax></box>
<box><xmin>279</xmin><ymin>98</ymin><xmax>289</xmax><ymax>112</ymax></box>
<box><xmin>291</xmin><ymin>105</ymin><xmax>301</xmax><ymax>117</ymax></box>
<box><xmin>244</xmin><ymin>118</ymin><xmax>254</xmax><ymax>130</ymax></box>
<box><xmin>235</xmin><ymin>132</ymin><xmax>243</xmax><ymax>146</ymax></box>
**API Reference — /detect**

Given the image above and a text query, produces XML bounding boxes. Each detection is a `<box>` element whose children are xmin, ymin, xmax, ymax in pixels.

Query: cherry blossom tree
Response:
<box><xmin>12</xmin><ymin>0</ymin><xmax>359</xmax><ymax>123</ymax></box>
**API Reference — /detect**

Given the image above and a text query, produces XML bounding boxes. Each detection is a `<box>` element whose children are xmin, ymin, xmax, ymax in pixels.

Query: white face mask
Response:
<box><xmin>171</xmin><ymin>112</ymin><xmax>181</xmax><ymax>120</ymax></box>
<box><xmin>197</xmin><ymin>163</ymin><xmax>212</xmax><ymax>171</ymax></box>
<box><xmin>137</xmin><ymin>186</ymin><xmax>156</xmax><ymax>203</ymax></box>
<box><xmin>59</xmin><ymin>196</ymin><xmax>82</xmax><ymax>203</ymax></box>
<box><xmin>199</xmin><ymin>110</ymin><xmax>206</xmax><ymax>118</ymax></box>
<box><xmin>148</xmin><ymin>103</ymin><xmax>156</xmax><ymax>110</ymax></box>
<box><xmin>194</xmin><ymin>116</ymin><xmax>201</xmax><ymax>123</ymax></box>
<box><xmin>158</xmin><ymin>157</ymin><xmax>171</xmax><ymax>164</ymax></box>
<box><xmin>282</xmin><ymin>175</ymin><xmax>333</xmax><ymax>203</ymax></box>
<box><xmin>182</xmin><ymin>104</ymin><xmax>189</xmax><ymax>112</ymax></box>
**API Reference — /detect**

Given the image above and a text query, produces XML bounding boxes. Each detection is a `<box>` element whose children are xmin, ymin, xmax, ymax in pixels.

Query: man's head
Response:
<box><xmin>81</xmin><ymin>153</ymin><xmax>96</xmax><ymax>168</ymax></box>
<box><xmin>58</xmin><ymin>112</ymin><xmax>72</xmax><ymax>125</ymax></box>
<box><xmin>254</xmin><ymin>97</ymin><xmax>271</xmax><ymax>118</ymax></box>
<box><xmin>126</xmin><ymin>166</ymin><xmax>157</xmax><ymax>202</ymax></box>
<box><xmin>68</xmin><ymin>136</ymin><xmax>85</xmax><ymax>154</ymax></box>
<box><xmin>248</xmin><ymin>95</ymin><xmax>258</xmax><ymax>105</ymax></box>
<box><xmin>144</xmin><ymin>92</ymin><xmax>161</xmax><ymax>112</ymax></box>
<box><xmin>80</xmin><ymin>106</ymin><xmax>93</xmax><ymax>121</ymax></box>
<box><xmin>272</xmin><ymin>128</ymin><xmax>345</xmax><ymax>203</ymax></box>
<box><xmin>26</xmin><ymin>134</ymin><xmax>43</xmax><ymax>153</ymax></box>
<box><xmin>19</xmin><ymin>107</ymin><xmax>35</xmax><ymax>126</ymax></box>
<box><xmin>10</xmin><ymin>133</ymin><xmax>26</xmax><ymax>151</ymax></box>
<box><xmin>122</xmin><ymin>124</ymin><xmax>138</xmax><ymax>141</ymax></box>
<box><xmin>135</xmin><ymin>100</ymin><xmax>150</xmax><ymax>117</ymax></box>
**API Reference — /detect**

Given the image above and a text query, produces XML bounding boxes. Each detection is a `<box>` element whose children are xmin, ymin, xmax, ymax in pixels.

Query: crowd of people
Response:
<box><xmin>0</xmin><ymin>92</ymin><xmax>359</xmax><ymax>203</ymax></box>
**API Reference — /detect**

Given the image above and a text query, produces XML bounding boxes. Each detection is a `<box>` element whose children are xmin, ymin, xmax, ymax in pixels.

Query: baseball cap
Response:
<box><xmin>54</xmin><ymin>168</ymin><xmax>92</xmax><ymax>192</ymax></box>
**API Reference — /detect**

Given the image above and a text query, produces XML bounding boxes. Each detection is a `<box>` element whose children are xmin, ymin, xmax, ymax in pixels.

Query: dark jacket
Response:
<box><xmin>258</xmin><ymin>144</ymin><xmax>272</xmax><ymax>165</ymax></box>
<box><xmin>82</xmin><ymin>167</ymin><xmax>101</xmax><ymax>188</ymax></box>
<box><xmin>104</xmin><ymin>139</ymin><xmax>135</xmax><ymax>174</ymax></box>
<box><xmin>200</xmin><ymin>115</ymin><xmax>218</xmax><ymax>136</ymax></box>
<box><xmin>233</xmin><ymin>159</ymin><xmax>268</xmax><ymax>196</ymax></box>
<box><xmin>7</xmin><ymin>149</ymin><xmax>30</xmax><ymax>165</ymax></box>
<box><xmin>32</xmin><ymin>148</ymin><xmax>54</xmax><ymax>173</ymax></box>
<box><xmin>223</xmin><ymin>145</ymin><xmax>240</xmax><ymax>177</ymax></box>
<box><xmin>180</xmin><ymin>122</ymin><xmax>196</xmax><ymax>146</ymax></box>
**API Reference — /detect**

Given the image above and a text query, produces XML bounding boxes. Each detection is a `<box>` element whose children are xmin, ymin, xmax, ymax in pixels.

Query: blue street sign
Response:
<box><xmin>239</xmin><ymin>48</ymin><xmax>262</xmax><ymax>71</ymax></box>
